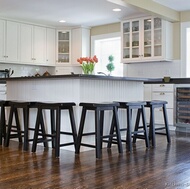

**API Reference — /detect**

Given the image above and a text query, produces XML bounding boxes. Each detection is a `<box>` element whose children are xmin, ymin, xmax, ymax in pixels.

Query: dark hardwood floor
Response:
<box><xmin>1</xmin><ymin>131</ymin><xmax>190</xmax><ymax>189</ymax></box>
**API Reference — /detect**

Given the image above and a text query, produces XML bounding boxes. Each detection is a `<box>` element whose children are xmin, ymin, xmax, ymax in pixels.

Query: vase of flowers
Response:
<box><xmin>77</xmin><ymin>55</ymin><xmax>98</xmax><ymax>74</ymax></box>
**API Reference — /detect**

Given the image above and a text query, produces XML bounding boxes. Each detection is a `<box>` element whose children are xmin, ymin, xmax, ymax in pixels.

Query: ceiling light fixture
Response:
<box><xmin>113</xmin><ymin>8</ymin><xmax>121</xmax><ymax>12</ymax></box>
<box><xmin>59</xmin><ymin>20</ymin><xmax>66</xmax><ymax>23</ymax></box>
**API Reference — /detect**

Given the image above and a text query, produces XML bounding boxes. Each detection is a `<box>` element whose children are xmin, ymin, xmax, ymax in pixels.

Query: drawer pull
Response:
<box><xmin>160</xmin><ymin>84</ymin><xmax>165</xmax><ymax>87</ymax></box>
<box><xmin>160</xmin><ymin>92</ymin><xmax>165</xmax><ymax>95</ymax></box>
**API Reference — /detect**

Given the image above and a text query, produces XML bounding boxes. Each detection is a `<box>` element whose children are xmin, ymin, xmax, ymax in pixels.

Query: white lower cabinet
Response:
<box><xmin>144</xmin><ymin>84</ymin><xmax>174</xmax><ymax>127</ymax></box>
<box><xmin>0</xmin><ymin>83</ymin><xmax>6</xmax><ymax>100</ymax></box>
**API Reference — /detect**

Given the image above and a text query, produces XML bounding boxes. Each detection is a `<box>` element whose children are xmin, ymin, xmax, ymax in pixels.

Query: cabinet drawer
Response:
<box><xmin>0</xmin><ymin>92</ymin><xmax>6</xmax><ymax>100</ymax></box>
<box><xmin>152</xmin><ymin>84</ymin><xmax>173</xmax><ymax>92</ymax></box>
<box><xmin>0</xmin><ymin>84</ymin><xmax>6</xmax><ymax>91</ymax></box>
<box><xmin>152</xmin><ymin>92</ymin><xmax>173</xmax><ymax>108</ymax></box>
<box><xmin>153</xmin><ymin>108</ymin><xmax>173</xmax><ymax>126</ymax></box>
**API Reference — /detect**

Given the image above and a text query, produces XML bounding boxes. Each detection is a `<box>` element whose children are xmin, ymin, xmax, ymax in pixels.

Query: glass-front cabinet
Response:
<box><xmin>122</xmin><ymin>16</ymin><xmax>173</xmax><ymax>63</ymax></box>
<box><xmin>57</xmin><ymin>30</ymin><xmax>70</xmax><ymax>64</ymax></box>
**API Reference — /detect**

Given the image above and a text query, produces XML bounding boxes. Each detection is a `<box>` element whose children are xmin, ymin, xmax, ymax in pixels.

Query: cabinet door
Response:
<box><xmin>71</xmin><ymin>27</ymin><xmax>90</xmax><ymax>64</ymax></box>
<box><xmin>6</xmin><ymin>21</ymin><xmax>20</xmax><ymax>62</ymax></box>
<box><xmin>33</xmin><ymin>26</ymin><xmax>46</xmax><ymax>64</ymax></box>
<box><xmin>153</xmin><ymin>17</ymin><xmax>162</xmax><ymax>58</ymax></box>
<box><xmin>122</xmin><ymin>19</ymin><xmax>141</xmax><ymax>61</ymax></box>
<box><xmin>143</xmin><ymin>17</ymin><xmax>152</xmax><ymax>59</ymax></box>
<box><xmin>0</xmin><ymin>20</ymin><xmax>6</xmax><ymax>61</ymax></box>
<box><xmin>20</xmin><ymin>24</ymin><xmax>33</xmax><ymax>63</ymax></box>
<box><xmin>57</xmin><ymin>30</ymin><xmax>70</xmax><ymax>64</ymax></box>
<box><xmin>46</xmin><ymin>28</ymin><xmax>56</xmax><ymax>65</ymax></box>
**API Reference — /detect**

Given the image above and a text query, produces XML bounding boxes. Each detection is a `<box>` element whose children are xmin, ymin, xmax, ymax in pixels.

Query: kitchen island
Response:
<box><xmin>2</xmin><ymin>74</ymin><xmax>162</xmax><ymax>151</ymax></box>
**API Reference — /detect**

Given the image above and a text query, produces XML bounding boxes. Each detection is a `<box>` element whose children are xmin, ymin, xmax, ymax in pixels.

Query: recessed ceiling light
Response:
<box><xmin>59</xmin><ymin>20</ymin><xmax>66</xmax><ymax>23</ymax></box>
<box><xmin>113</xmin><ymin>8</ymin><xmax>121</xmax><ymax>12</ymax></box>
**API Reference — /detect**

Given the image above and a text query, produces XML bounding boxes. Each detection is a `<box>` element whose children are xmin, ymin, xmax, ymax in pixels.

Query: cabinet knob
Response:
<box><xmin>160</xmin><ymin>92</ymin><xmax>165</xmax><ymax>95</ymax></box>
<box><xmin>160</xmin><ymin>84</ymin><xmax>165</xmax><ymax>87</ymax></box>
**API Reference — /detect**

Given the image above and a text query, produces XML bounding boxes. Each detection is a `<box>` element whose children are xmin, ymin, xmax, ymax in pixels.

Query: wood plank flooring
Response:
<box><xmin>1</xmin><ymin>131</ymin><xmax>190</xmax><ymax>189</ymax></box>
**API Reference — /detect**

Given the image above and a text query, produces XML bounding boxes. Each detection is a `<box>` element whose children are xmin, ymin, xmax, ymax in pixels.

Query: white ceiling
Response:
<box><xmin>153</xmin><ymin>0</ymin><xmax>190</xmax><ymax>11</ymax></box>
<box><xmin>0</xmin><ymin>0</ymin><xmax>144</xmax><ymax>27</ymax></box>
<box><xmin>0</xmin><ymin>0</ymin><xmax>189</xmax><ymax>28</ymax></box>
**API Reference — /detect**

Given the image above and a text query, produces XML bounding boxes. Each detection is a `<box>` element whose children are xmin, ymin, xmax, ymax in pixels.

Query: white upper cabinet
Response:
<box><xmin>6</xmin><ymin>21</ymin><xmax>20</xmax><ymax>62</ymax></box>
<box><xmin>46</xmin><ymin>28</ymin><xmax>56</xmax><ymax>66</ymax></box>
<box><xmin>0</xmin><ymin>20</ymin><xmax>20</xmax><ymax>63</ymax></box>
<box><xmin>121</xmin><ymin>16</ymin><xmax>173</xmax><ymax>63</ymax></box>
<box><xmin>0</xmin><ymin>19</ymin><xmax>6</xmax><ymax>62</ymax></box>
<box><xmin>20</xmin><ymin>23</ymin><xmax>33</xmax><ymax>63</ymax></box>
<box><xmin>0</xmin><ymin>18</ymin><xmax>55</xmax><ymax>66</ymax></box>
<box><xmin>20</xmin><ymin>24</ymin><xmax>55</xmax><ymax>66</ymax></box>
<box><xmin>56</xmin><ymin>30</ymin><xmax>71</xmax><ymax>64</ymax></box>
<box><xmin>33</xmin><ymin>26</ymin><xmax>46</xmax><ymax>64</ymax></box>
<box><xmin>71</xmin><ymin>27</ymin><xmax>90</xmax><ymax>65</ymax></box>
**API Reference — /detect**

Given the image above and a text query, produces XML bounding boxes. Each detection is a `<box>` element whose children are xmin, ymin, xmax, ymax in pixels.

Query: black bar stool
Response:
<box><xmin>145</xmin><ymin>100</ymin><xmax>171</xmax><ymax>146</ymax></box>
<box><xmin>75</xmin><ymin>102</ymin><xmax>123</xmax><ymax>159</ymax></box>
<box><xmin>4</xmin><ymin>101</ymin><xmax>37</xmax><ymax>151</ymax></box>
<box><xmin>0</xmin><ymin>100</ymin><xmax>10</xmax><ymax>145</ymax></box>
<box><xmin>108</xmin><ymin>101</ymin><xmax>149</xmax><ymax>152</ymax></box>
<box><xmin>31</xmin><ymin>102</ymin><xmax>77</xmax><ymax>158</ymax></box>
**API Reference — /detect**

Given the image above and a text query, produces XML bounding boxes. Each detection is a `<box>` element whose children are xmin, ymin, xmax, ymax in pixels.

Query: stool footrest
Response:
<box><xmin>80</xmin><ymin>143</ymin><xmax>96</xmax><ymax>148</ymax></box>
<box><xmin>60</xmin><ymin>142</ymin><xmax>75</xmax><ymax>147</ymax></box>
<box><xmin>155</xmin><ymin>132</ymin><xmax>167</xmax><ymax>135</ymax></box>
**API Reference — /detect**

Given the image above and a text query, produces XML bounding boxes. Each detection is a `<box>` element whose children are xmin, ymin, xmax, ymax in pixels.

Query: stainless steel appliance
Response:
<box><xmin>0</xmin><ymin>69</ymin><xmax>14</xmax><ymax>78</ymax></box>
<box><xmin>175</xmin><ymin>84</ymin><xmax>190</xmax><ymax>132</ymax></box>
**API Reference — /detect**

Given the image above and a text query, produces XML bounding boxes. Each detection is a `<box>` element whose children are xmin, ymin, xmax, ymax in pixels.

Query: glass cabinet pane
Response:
<box><xmin>154</xmin><ymin>18</ymin><xmax>162</xmax><ymax>56</ymax></box>
<box><xmin>144</xmin><ymin>18</ymin><xmax>152</xmax><ymax>57</ymax></box>
<box><xmin>58</xmin><ymin>31</ymin><xmax>70</xmax><ymax>63</ymax></box>
<box><xmin>123</xmin><ymin>22</ymin><xmax>130</xmax><ymax>59</ymax></box>
<box><xmin>132</xmin><ymin>21</ymin><xmax>139</xmax><ymax>58</ymax></box>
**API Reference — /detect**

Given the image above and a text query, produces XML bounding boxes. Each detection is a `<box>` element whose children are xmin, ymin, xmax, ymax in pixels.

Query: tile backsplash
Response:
<box><xmin>0</xmin><ymin>63</ymin><xmax>55</xmax><ymax>77</ymax></box>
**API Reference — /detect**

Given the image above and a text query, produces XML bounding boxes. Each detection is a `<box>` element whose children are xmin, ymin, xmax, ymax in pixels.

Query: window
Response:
<box><xmin>91</xmin><ymin>33</ymin><xmax>123</xmax><ymax>76</ymax></box>
<box><xmin>181</xmin><ymin>22</ymin><xmax>190</xmax><ymax>77</ymax></box>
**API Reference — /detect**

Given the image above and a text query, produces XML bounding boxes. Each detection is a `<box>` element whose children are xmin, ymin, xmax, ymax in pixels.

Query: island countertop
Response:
<box><xmin>0</xmin><ymin>74</ymin><xmax>163</xmax><ymax>83</ymax></box>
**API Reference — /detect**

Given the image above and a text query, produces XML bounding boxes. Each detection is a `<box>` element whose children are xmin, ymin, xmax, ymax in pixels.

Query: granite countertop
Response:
<box><xmin>0</xmin><ymin>74</ymin><xmax>163</xmax><ymax>83</ymax></box>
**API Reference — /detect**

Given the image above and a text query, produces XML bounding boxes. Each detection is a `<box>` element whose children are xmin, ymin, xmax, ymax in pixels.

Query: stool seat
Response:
<box><xmin>32</xmin><ymin>102</ymin><xmax>77</xmax><ymax>158</ymax></box>
<box><xmin>119</xmin><ymin>101</ymin><xmax>147</xmax><ymax>107</ymax></box>
<box><xmin>146</xmin><ymin>100</ymin><xmax>168</xmax><ymax>106</ymax></box>
<box><xmin>79</xmin><ymin>102</ymin><xmax>120</xmax><ymax>108</ymax></box>
<box><xmin>76</xmin><ymin>102</ymin><xmax>123</xmax><ymax>159</ymax></box>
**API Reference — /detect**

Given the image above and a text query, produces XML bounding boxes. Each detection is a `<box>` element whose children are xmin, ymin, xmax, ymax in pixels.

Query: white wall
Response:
<box><xmin>123</xmin><ymin>60</ymin><xmax>181</xmax><ymax>78</ymax></box>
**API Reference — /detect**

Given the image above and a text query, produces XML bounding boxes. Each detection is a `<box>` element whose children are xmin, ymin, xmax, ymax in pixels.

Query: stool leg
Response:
<box><xmin>95</xmin><ymin>108</ymin><xmax>101</xmax><ymax>159</ymax></box>
<box><xmin>5</xmin><ymin>106</ymin><xmax>14</xmax><ymax>147</ymax></box>
<box><xmin>141</xmin><ymin>106</ymin><xmax>149</xmax><ymax>148</ymax></box>
<box><xmin>107</xmin><ymin>116</ymin><xmax>115</xmax><ymax>148</ymax></box>
<box><xmin>39</xmin><ymin>110</ymin><xmax>48</xmax><ymax>148</ymax></box>
<box><xmin>149</xmin><ymin>106</ymin><xmax>156</xmax><ymax>147</ymax></box>
<box><xmin>100</xmin><ymin>110</ymin><xmax>104</xmax><ymax>150</ymax></box>
<box><xmin>75</xmin><ymin>107</ymin><xmax>86</xmax><ymax>154</ymax></box>
<box><xmin>32</xmin><ymin>108</ymin><xmax>41</xmax><ymax>152</ymax></box>
<box><xmin>0</xmin><ymin>106</ymin><xmax>5</xmax><ymax>145</ymax></box>
<box><xmin>55</xmin><ymin>107</ymin><xmax>61</xmax><ymax>158</ymax></box>
<box><xmin>23</xmin><ymin>107</ymin><xmax>29</xmax><ymax>151</ymax></box>
<box><xmin>15</xmin><ymin>108</ymin><xmax>22</xmax><ymax>143</ymax></box>
<box><xmin>113</xmin><ymin>106</ymin><xmax>123</xmax><ymax>153</ymax></box>
<box><xmin>50</xmin><ymin>109</ymin><xmax>56</xmax><ymax>148</ymax></box>
<box><xmin>127</xmin><ymin>107</ymin><xmax>132</xmax><ymax>152</ymax></box>
<box><xmin>68</xmin><ymin>107</ymin><xmax>77</xmax><ymax>150</ymax></box>
<box><xmin>163</xmin><ymin>104</ymin><xmax>171</xmax><ymax>143</ymax></box>
<box><xmin>132</xmin><ymin>109</ymin><xmax>141</xmax><ymax>144</ymax></box>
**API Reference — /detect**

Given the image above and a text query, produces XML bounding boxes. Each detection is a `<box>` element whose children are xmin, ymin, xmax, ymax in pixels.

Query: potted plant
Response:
<box><xmin>106</xmin><ymin>55</ymin><xmax>115</xmax><ymax>75</ymax></box>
